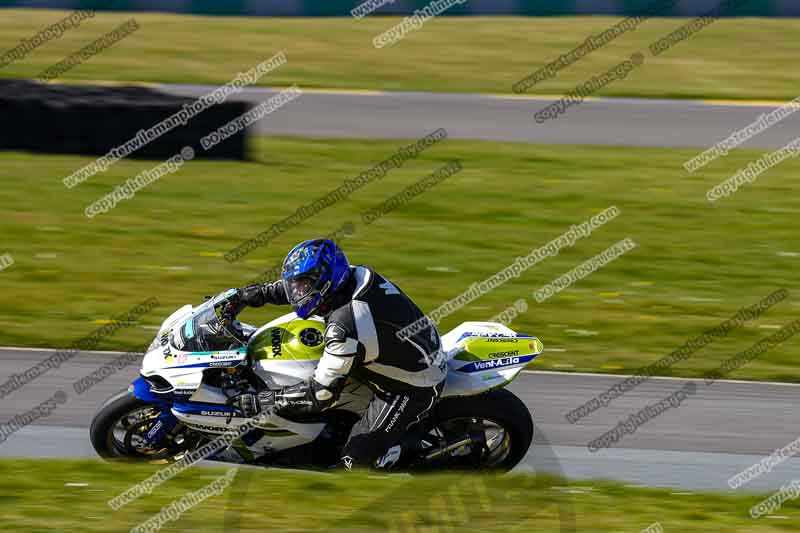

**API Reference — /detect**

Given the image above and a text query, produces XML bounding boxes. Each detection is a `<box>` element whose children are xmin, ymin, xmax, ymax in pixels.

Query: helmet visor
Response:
<box><xmin>285</xmin><ymin>275</ymin><xmax>317</xmax><ymax>306</ymax></box>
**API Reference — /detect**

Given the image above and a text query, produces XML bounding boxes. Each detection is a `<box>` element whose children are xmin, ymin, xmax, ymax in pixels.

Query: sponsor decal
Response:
<box><xmin>200</xmin><ymin>410</ymin><xmax>232</xmax><ymax>417</ymax></box>
<box><xmin>286</xmin><ymin>399</ymin><xmax>313</xmax><ymax>407</ymax></box>
<box><xmin>270</xmin><ymin>328</ymin><xmax>282</xmax><ymax>358</ymax></box>
<box><xmin>210</xmin><ymin>353</ymin><xmax>242</xmax><ymax>361</ymax></box>
<box><xmin>487</xmin><ymin>350</ymin><xmax>520</xmax><ymax>358</ymax></box>
<box><xmin>459</xmin><ymin>354</ymin><xmax>537</xmax><ymax>373</ymax></box>
<box><xmin>185</xmin><ymin>422</ymin><xmax>229</xmax><ymax>433</ymax></box>
<box><xmin>299</xmin><ymin>327</ymin><xmax>323</xmax><ymax>347</ymax></box>
<box><xmin>476</xmin><ymin>356</ymin><xmax>521</xmax><ymax>370</ymax></box>
<box><xmin>487</xmin><ymin>338</ymin><xmax>519</xmax><ymax>343</ymax></box>
<box><xmin>146</xmin><ymin>420</ymin><xmax>163</xmax><ymax>439</ymax></box>
<box><xmin>385</xmin><ymin>396</ymin><xmax>409</xmax><ymax>432</ymax></box>
<box><xmin>457</xmin><ymin>331</ymin><xmax>518</xmax><ymax>342</ymax></box>
<box><xmin>379</xmin><ymin>280</ymin><xmax>401</xmax><ymax>295</ymax></box>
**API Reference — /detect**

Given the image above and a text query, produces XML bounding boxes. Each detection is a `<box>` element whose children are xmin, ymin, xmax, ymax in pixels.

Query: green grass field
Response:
<box><xmin>0</xmin><ymin>459</ymin><xmax>795</xmax><ymax>532</ymax></box>
<box><xmin>1</xmin><ymin>10</ymin><xmax>799</xmax><ymax>100</ymax></box>
<box><xmin>1</xmin><ymin>137</ymin><xmax>799</xmax><ymax>381</ymax></box>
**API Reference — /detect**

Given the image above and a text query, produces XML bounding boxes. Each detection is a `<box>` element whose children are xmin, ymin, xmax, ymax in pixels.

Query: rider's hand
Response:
<box><xmin>216</xmin><ymin>289</ymin><xmax>246</xmax><ymax>324</ymax></box>
<box><xmin>240</xmin><ymin>284</ymin><xmax>266</xmax><ymax>307</ymax></box>
<box><xmin>233</xmin><ymin>390</ymin><xmax>275</xmax><ymax>418</ymax></box>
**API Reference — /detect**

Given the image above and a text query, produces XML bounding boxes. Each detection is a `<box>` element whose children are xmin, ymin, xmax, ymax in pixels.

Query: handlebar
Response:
<box><xmin>213</xmin><ymin>289</ymin><xmax>246</xmax><ymax>323</ymax></box>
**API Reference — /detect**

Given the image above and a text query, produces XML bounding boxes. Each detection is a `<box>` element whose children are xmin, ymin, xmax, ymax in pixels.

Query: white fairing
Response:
<box><xmin>440</xmin><ymin>322</ymin><xmax>543</xmax><ymax>398</ymax></box>
<box><xmin>170</xmin><ymin>394</ymin><xmax>328</xmax><ymax>456</ymax></box>
<box><xmin>140</xmin><ymin>303</ymin><xmax>208</xmax><ymax>394</ymax></box>
<box><xmin>441</xmin><ymin>321</ymin><xmax>520</xmax><ymax>351</ymax></box>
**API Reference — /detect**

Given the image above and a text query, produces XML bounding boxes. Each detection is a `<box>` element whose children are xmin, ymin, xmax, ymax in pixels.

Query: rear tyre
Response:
<box><xmin>428</xmin><ymin>388</ymin><xmax>533</xmax><ymax>471</ymax></box>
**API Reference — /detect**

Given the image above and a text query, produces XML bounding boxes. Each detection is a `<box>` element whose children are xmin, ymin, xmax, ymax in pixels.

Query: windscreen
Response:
<box><xmin>172</xmin><ymin>292</ymin><xmax>237</xmax><ymax>352</ymax></box>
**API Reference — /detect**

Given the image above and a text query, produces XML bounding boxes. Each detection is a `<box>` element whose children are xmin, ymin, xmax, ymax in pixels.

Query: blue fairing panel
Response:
<box><xmin>129</xmin><ymin>376</ymin><xmax>171</xmax><ymax>405</ymax></box>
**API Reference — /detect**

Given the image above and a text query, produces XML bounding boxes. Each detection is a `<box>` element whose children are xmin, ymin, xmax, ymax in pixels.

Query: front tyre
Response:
<box><xmin>427</xmin><ymin>388</ymin><xmax>533</xmax><ymax>471</ymax></box>
<box><xmin>90</xmin><ymin>390</ymin><xmax>181</xmax><ymax>460</ymax></box>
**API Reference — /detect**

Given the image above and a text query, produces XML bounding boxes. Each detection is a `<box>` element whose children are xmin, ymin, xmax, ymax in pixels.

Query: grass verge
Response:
<box><xmin>0</xmin><ymin>10</ymin><xmax>799</xmax><ymax>100</ymax></box>
<box><xmin>0</xmin><ymin>458</ymin><xmax>795</xmax><ymax>532</ymax></box>
<box><xmin>0</xmin><ymin>137</ymin><xmax>799</xmax><ymax>381</ymax></box>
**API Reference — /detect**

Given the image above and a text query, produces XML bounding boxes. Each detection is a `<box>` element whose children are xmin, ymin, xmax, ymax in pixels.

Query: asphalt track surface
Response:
<box><xmin>2</xmin><ymin>347</ymin><xmax>799</xmax><ymax>493</ymax></box>
<box><xmin>162</xmin><ymin>85</ymin><xmax>800</xmax><ymax>149</ymax></box>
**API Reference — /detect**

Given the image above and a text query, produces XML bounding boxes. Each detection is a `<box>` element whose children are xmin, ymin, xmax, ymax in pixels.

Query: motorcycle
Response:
<box><xmin>90</xmin><ymin>289</ymin><xmax>543</xmax><ymax>471</ymax></box>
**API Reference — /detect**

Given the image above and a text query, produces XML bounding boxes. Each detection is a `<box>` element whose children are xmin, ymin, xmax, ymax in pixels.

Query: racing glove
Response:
<box><xmin>274</xmin><ymin>378</ymin><xmax>342</xmax><ymax>416</ymax></box>
<box><xmin>234</xmin><ymin>379</ymin><xmax>343</xmax><ymax>418</ymax></box>
<box><xmin>234</xmin><ymin>390</ymin><xmax>276</xmax><ymax>418</ymax></box>
<box><xmin>240</xmin><ymin>281</ymin><xmax>289</xmax><ymax>308</ymax></box>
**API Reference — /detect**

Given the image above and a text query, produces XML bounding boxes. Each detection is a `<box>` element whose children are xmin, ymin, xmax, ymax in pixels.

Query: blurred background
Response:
<box><xmin>1</xmin><ymin>2</ymin><xmax>799</xmax><ymax>531</ymax></box>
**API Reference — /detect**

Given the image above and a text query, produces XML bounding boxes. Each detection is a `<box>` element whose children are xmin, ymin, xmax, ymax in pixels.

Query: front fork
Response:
<box><xmin>129</xmin><ymin>377</ymin><xmax>179</xmax><ymax>448</ymax></box>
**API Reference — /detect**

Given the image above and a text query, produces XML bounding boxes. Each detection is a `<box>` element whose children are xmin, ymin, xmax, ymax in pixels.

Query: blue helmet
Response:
<box><xmin>281</xmin><ymin>239</ymin><xmax>350</xmax><ymax>319</ymax></box>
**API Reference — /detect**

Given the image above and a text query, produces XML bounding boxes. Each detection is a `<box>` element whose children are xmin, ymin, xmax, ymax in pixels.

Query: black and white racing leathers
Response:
<box><xmin>243</xmin><ymin>265</ymin><xmax>446</xmax><ymax>468</ymax></box>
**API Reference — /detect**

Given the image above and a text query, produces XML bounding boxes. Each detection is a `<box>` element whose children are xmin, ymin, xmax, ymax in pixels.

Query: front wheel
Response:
<box><xmin>422</xmin><ymin>388</ymin><xmax>533</xmax><ymax>471</ymax></box>
<box><xmin>89</xmin><ymin>390</ymin><xmax>189</xmax><ymax>461</ymax></box>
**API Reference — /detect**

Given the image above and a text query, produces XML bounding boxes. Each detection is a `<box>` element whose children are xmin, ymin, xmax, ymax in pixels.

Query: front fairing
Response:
<box><xmin>139</xmin><ymin>290</ymin><xmax>249</xmax><ymax>394</ymax></box>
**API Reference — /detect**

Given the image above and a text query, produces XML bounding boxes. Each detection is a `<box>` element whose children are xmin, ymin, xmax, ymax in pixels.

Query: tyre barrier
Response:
<box><xmin>0</xmin><ymin>79</ymin><xmax>249</xmax><ymax>160</ymax></box>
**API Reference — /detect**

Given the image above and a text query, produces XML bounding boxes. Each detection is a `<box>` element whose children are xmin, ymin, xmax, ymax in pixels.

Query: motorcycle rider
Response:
<box><xmin>229</xmin><ymin>239</ymin><xmax>446</xmax><ymax>470</ymax></box>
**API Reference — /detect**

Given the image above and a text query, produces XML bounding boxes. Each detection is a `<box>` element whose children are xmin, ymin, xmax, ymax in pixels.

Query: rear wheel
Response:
<box><xmin>422</xmin><ymin>388</ymin><xmax>533</xmax><ymax>471</ymax></box>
